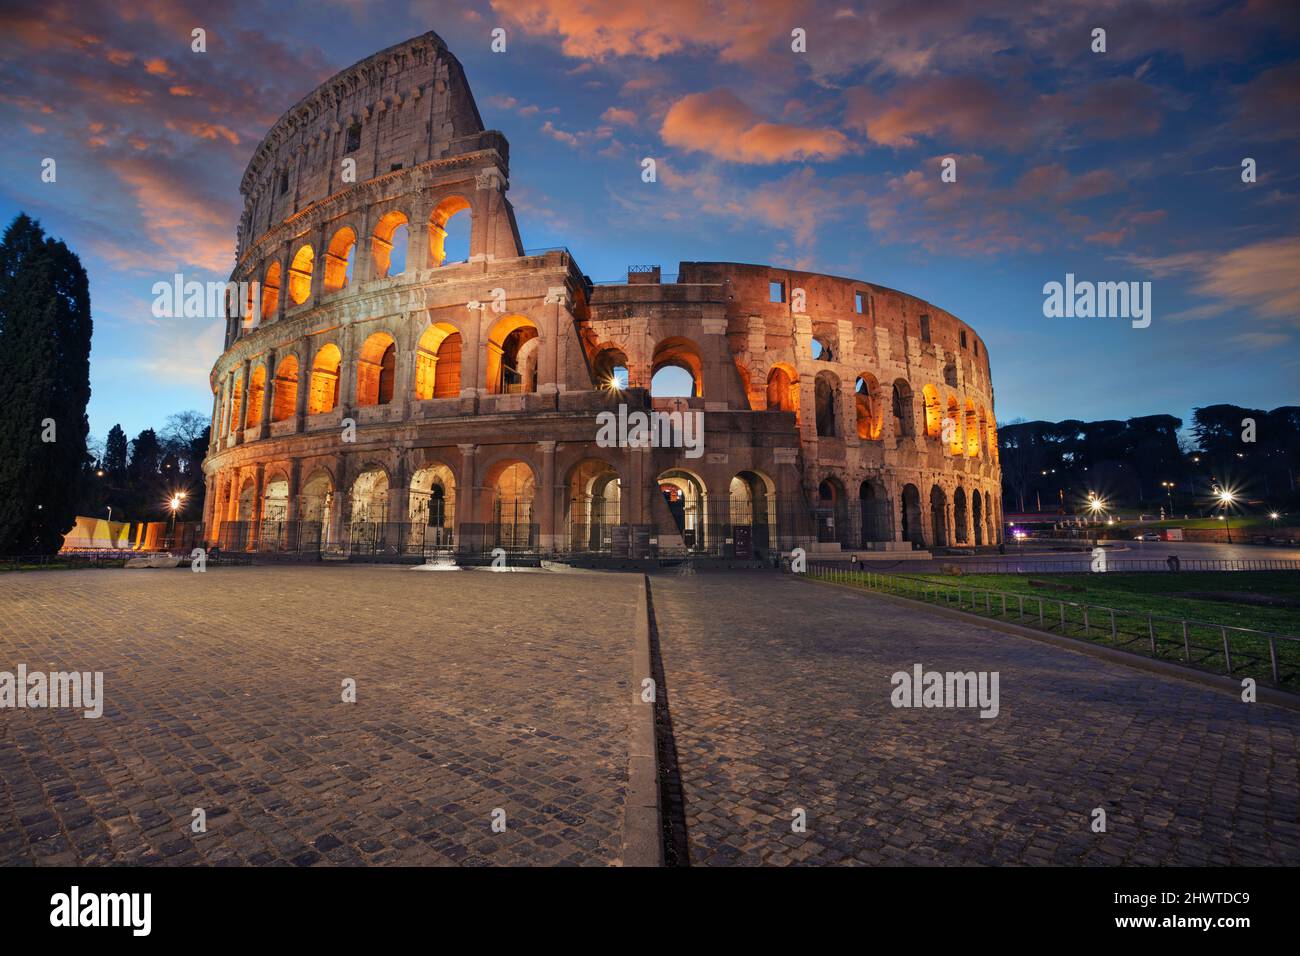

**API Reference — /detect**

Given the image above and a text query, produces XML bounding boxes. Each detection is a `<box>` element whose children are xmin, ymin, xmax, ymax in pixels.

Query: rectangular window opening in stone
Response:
<box><xmin>769</xmin><ymin>280</ymin><xmax>785</xmax><ymax>304</ymax></box>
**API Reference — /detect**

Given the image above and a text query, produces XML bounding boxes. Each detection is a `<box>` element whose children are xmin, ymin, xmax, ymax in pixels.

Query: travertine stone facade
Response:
<box><xmin>204</xmin><ymin>32</ymin><xmax>1002</xmax><ymax>557</ymax></box>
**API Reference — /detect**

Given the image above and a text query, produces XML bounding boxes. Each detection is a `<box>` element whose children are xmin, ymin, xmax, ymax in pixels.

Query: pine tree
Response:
<box><xmin>104</xmin><ymin>424</ymin><xmax>128</xmax><ymax>477</ymax></box>
<box><xmin>0</xmin><ymin>214</ymin><xmax>92</xmax><ymax>554</ymax></box>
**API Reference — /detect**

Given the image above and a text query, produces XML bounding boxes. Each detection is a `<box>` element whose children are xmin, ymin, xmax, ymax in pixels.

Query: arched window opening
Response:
<box><xmin>371</xmin><ymin>211</ymin><xmax>409</xmax><ymax>279</ymax></box>
<box><xmin>892</xmin><ymin>380</ymin><xmax>914</xmax><ymax>437</ymax></box>
<box><xmin>323</xmin><ymin>226</ymin><xmax>356</xmax><ymax>293</ymax></box>
<box><xmin>272</xmin><ymin>355</ymin><xmax>298</xmax><ymax>422</ymax></box>
<box><xmin>299</xmin><ymin>471</ymin><xmax>334</xmax><ymax>550</ymax></box>
<box><xmin>901</xmin><ymin>484</ymin><xmax>924</xmax><ymax>547</ymax></box>
<box><xmin>228</xmin><ymin>378</ymin><xmax>243</xmax><ymax>436</ymax></box>
<box><xmin>356</xmin><ymin>332</ymin><xmax>397</xmax><ymax>406</ymax></box>
<box><xmin>859</xmin><ymin>480</ymin><xmax>890</xmax><ymax>543</ymax></box>
<box><xmin>729</xmin><ymin>470</ymin><xmax>777</xmax><ymax>555</ymax></box>
<box><xmin>593</xmin><ymin>347</ymin><xmax>630</xmax><ymax>390</ymax></box>
<box><xmin>261</xmin><ymin>261</ymin><xmax>281</xmax><ymax>319</ymax></box>
<box><xmin>964</xmin><ymin>401</ymin><xmax>980</xmax><ymax>457</ymax></box>
<box><xmin>349</xmin><ymin>469</ymin><xmax>389</xmax><ymax>552</ymax></box>
<box><xmin>288</xmin><ymin>245</ymin><xmax>314</xmax><ymax>305</ymax></box>
<box><xmin>814</xmin><ymin>373</ymin><xmax>838</xmax><ymax>437</ymax></box>
<box><xmin>811</xmin><ymin>336</ymin><xmax>834</xmax><ymax>362</ymax></box>
<box><xmin>766</xmin><ymin>365</ymin><xmax>799</xmax><ymax>419</ymax></box>
<box><xmin>650</xmin><ymin>338</ymin><xmax>703</xmax><ymax>398</ymax></box>
<box><xmin>946</xmin><ymin>396</ymin><xmax>962</xmax><ymax>455</ymax></box>
<box><xmin>244</xmin><ymin>365</ymin><xmax>266</xmax><ymax>429</ymax></box>
<box><xmin>486</xmin><ymin>316</ymin><xmax>540</xmax><ymax>395</ymax></box>
<box><xmin>855</xmin><ymin>374</ymin><xmax>882</xmax><ymax>440</ymax></box>
<box><xmin>430</xmin><ymin>196</ymin><xmax>471</xmax><ymax>267</ymax></box>
<box><xmin>308</xmin><ymin>343</ymin><xmax>341</xmax><ymax>415</ymax></box>
<box><xmin>414</xmin><ymin>323</ymin><xmax>462</xmax><ymax>401</ymax></box>
<box><xmin>972</xmin><ymin>490</ymin><xmax>984</xmax><ymax>546</ymax></box>
<box><xmin>922</xmin><ymin>384</ymin><xmax>942</xmax><ymax>438</ymax></box>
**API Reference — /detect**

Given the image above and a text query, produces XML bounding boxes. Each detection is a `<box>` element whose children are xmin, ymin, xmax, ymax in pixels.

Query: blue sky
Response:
<box><xmin>1</xmin><ymin>0</ymin><xmax>1296</xmax><ymax>446</ymax></box>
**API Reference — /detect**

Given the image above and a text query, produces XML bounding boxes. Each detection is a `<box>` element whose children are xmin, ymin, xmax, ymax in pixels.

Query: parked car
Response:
<box><xmin>1134</xmin><ymin>531</ymin><xmax>1161</xmax><ymax>542</ymax></box>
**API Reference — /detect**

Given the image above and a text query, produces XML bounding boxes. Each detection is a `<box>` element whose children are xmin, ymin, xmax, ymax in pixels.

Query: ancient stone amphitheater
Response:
<box><xmin>203</xmin><ymin>31</ymin><xmax>1002</xmax><ymax>561</ymax></box>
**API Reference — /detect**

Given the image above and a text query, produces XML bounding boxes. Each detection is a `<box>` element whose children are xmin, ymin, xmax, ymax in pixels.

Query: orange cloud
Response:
<box><xmin>661</xmin><ymin>89</ymin><xmax>851</xmax><ymax>164</ymax></box>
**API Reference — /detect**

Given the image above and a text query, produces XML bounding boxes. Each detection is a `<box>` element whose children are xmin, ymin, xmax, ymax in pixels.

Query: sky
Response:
<box><xmin>1</xmin><ymin>0</ymin><xmax>1297</xmax><ymax>445</ymax></box>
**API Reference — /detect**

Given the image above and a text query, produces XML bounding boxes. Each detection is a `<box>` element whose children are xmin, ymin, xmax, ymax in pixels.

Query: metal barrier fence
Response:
<box><xmin>927</xmin><ymin>557</ymin><xmax>1300</xmax><ymax>573</ymax></box>
<box><xmin>804</xmin><ymin>562</ymin><xmax>1300</xmax><ymax>689</ymax></box>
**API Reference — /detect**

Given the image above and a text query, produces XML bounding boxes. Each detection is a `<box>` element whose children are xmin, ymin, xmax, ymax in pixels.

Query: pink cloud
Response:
<box><xmin>661</xmin><ymin>89</ymin><xmax>851</xmax><ymax>164</ymax></box>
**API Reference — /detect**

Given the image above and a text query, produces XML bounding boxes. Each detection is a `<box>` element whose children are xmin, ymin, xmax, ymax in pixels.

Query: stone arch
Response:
<box><xmin>814</xmin><ymin>371</ymin><xmax>839</xmax><ymax>437</ymax></box>
<box><xmin>657</xmin><ymin>467</ymin><xmax>708</xmax><ymax>552</ymax></box>
<box><xmin>816</xmin><ymin>476</ymin><xmax>848</xmax><ymax>545</ymax></box>
<box><xmin>986</xmin><ymin>412</ymin><xmax>999</xmax><ymax>462</ymax></box>
<box><xmin>356</xmin><ymin>331</ymin><xmax>397</xmax><ymax>406</ymax></box>
<box><xmin>946</xmin><ymin>396</ymin><xmax>963</xmax><ymax>455</ymax></box>
<box><xmin>930</xmin><ymin>484</ymin><xmax>948</xmax><ymax>548</ymax></box>
<box><xmin>964</xmin><ymin>399</ymin><xmax>980</xmax><ymax>457</ymax></box>
<box><xmin>309</xmin><ymin>343</ymin><xmax>342</xmax><ymax>414</ymax></box>
<box><xmin>766</xmin><ymin>363</ymin><xmax>799</xmax><ymax>419</ymax></box>
<box><xmin>651</xmin><ymin>337</ymin><xmax>703</xmax><ymax>398</ymax></box>
<box><xmin>272</xmin><ymin>354</ymin><xmax>298</xmax><ymax>422</ymax></box>
<box><xmin>483</xmin><ymin>458</ymin><xmax>538</xmax><ymax>550</ymax></box>
<box><xmin>901</xmin><ymin>483</ymin><xmax>924</xmax><ymax>547</ymax></box>
<box><xmin>322</xmin><ymin>226</ymin><xmax>356</xmax><ymax>293</ymax></box>
<box><xmin>414</xmin><ymin>322</ymin><xmax>462</xmax><ymax>400</ymax></box>
<box><xmin>288</xmin><ymin>243</ymin><xmax>314</xmax><ymax>305</ymax></box>
<box><xmin>349</xmin><ymin>465</ymin><xmax>390</xmax><ymax>526</ymax></box>
<box><xmin>922</xmin><ymin>384</ymin><xmax>942</xmax><ymax>438</ymax></box>
<box><xmin>409</xmin><ymin>461</ymin><xmax>457</xmax><ymax>547</ymax></box>
<box><xmin>430</xmin><ymin>195</ymin><xmax>472</xmax><ymax>267</ymax></box>
<box><xmin>299</xmin><ymin>468</ymin><xmax>335</xmax><ymax>549</ymax></box>
<box><xmin>892</xmin><ymin>379</ymin><xmax>914</xmax><ymax>437</ymax></box>
<box><xmin>972</xmin><ymin>489</ymin><xmax>984</xmax><ymax>546</ymax></box>
<box><xmin>859</xmin><ymin>478</ymin><xmax>890</xmax><ymax>543</ymax></box>
<box><xmin>244</xmin><ymin>364</ymin><xmax>266</xmax><ymax>429</ymax></box>
<box><xmin>953</xmin><ymin>486</ymin><xmax>969</xmax><ymax>544</ymax></box>
<box><xmin>228</xmin><ymin>376</ymin><xmax>243</xmax><ymax>435</ymax></box>
<box><xmin>371</xmin><ymin>209</ymin><xmax>409</xmax><ymax>278</ymax></box>
<box><xmin>261</xmin><ymin>260</ymin><xmax>282</xmax><ymax>319</ymax></box>
<box><xmin>486</xmin><ymin>314</ymin><xmax>540</xmax><ymax>394</ymax></box>
<box><xmin>855</xmin><ymin>373</ymin><xmax>882</xmax><ymax>440</ymax></box>
<box><xmin>592</xmin><ymin>344</ymin><xmax>630</xmax><ymax>390</ymax></box>
<box><xmin>566</xmin><ymin>457</ymin><xmax>623</xmax><ymax>552</ymax></box>
<box><xmin>728</xmin><ymin>470</ymin><xmax>776</xmax><ymax>552</ymax></box>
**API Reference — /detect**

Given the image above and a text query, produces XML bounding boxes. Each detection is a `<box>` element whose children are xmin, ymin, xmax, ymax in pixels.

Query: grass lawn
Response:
<box><xmin>819</xmin><ymin>569</ymin><xmax>1300</xmax><ymax>689</ymax></box>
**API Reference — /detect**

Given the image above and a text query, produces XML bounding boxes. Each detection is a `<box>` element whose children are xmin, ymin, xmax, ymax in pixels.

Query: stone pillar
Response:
<box><xmin>353</xmin><ymin>207</ymin><xmax>373</xmax><ymax>280</ymax></box>
<box><xmin>456</xmin><ymin>443</ymin><xmax>478</xmax><ymax>551</ymax></box>
<box><xmin>329</xmin><ymin>455</ymin><xmax>351</xmax><ymax>552</ymax></box>
<box><xmin>392</xmin><ymin>320</ymin><xmax>414</xmax><ymax>420</ymax></box>
<box><xmin>461</xmin><ymin>304</ymin><xmax>485</xmax><ymax>397</ymax></box>
<box><xmin>249</xmin><ymin>463</ymin><xmax>266</xmax><ymax>551</ymax></box>
<box><xmin>538</xmin><ymin>441</ymin><xmax>557</xmax><ymax>552</ymax></box>
<box><xmin>295</xmin><ymin>344</ymin><xmax>310</xmax><ymax>431</ymax></box>
<box><xmin>540</xmin><ymin>288</ymin><xmax>569</xmax><ymax>394</ymax></box>
<box><xmin>308</xmin><ymin>222</ymin><xmax>328</xmax><ymax>306</ymax></box>
<box><xmin>235</xmin><ymin>360</ymin><xmax>251</xmax><ymax>444</ymax></box>
<box><xmin>340</xmin><ymin>323</ymin><xmax>358</xmax><ymax>417</ymax></box>
<box><xmin>258</xmin><ymin>347</ymin><xmax>275</xmax><ymax>438</ymax></box>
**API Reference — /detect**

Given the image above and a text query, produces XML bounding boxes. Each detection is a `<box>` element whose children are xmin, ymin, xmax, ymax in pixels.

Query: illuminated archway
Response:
<box><xmin>288</xmin><ymin>244</ymin><xmax>314</xmax><ymax>305</ymax></box>
<box><xmin>729</xmin><ymin>470</ymin><xmax>777</xmax><ymax>555</ymax></box>
<box><xmin>261</xmin><ymin>261</ymin><xmax>281</xmax><ymax>319</ymax></box>
<box><xmin>308</xmin><ymin>343</ymin><xmax>341</xmax><ymax>414</ymax></box>
<box><xmin>855</xmin><ymin>373</ymin><xmax>882</xmax><ymax>440</ymax></box>
<box><xmin>922</xmin><ymin>384</ymin><xmax>941</xmax><ymax>438</ymax></box>
<box><xmin>244</xmin><ymin>364</ymin><xmax>266</xmax><ymax>429</ymax></box>
<box><xmin>651</xmin><ymin>337</ymin><xmax>703</xmax><ymax>398</ymax></box>
<box><xmin>566</xmin><ymin>458</ymin><xmax>622</xmax><ymax>552</ymax></box>
<box><xmin>485</xmin><ymin>459</ymin><xmax>537</xmax><ymax>550</ymax></box>
<box><xmin>766</xmin><ymin>364</ymin><xmax>799</xmax><ymax>419</ymax></box>
<box><xmin>946</xmin><ymin>396</ymin><xmax>962</xmax><ymax>455</ymax></box>
<box><xmin>409</xmin><ymin>462</ymin><xmax>456</xmax><ymax>549</ymax></box>
<box><xmin>323</xmin><ymin>226</ymin><xmax>356</xmax><ymax>293</ymax></box>
<box><xmin>814</xmin><ymin>371</ymin><xmax>839</xmax><ymax>437</ymax></box>
<box><xmin>892</xmin><ymin>380</ymin><xmax>914</xmax><ymax>437</ymax></box>
<box><xmin>657</xmin><ymin>468</ymin><xmax>707</xmax><ymax>551</ymax></box>
<box><xmin>299</xmin><ymin>470</ymin><xmax>334</xmax><ymax>549</ymax></box>
<box><xmin>430</xmin><ymin>196</ymin><xmax>471</xmax><ymax>267</ymax></box>
<box><xmin>486</xmin><ymin>315</ymin><xmax>539</xmax><ymax>394</ymax></box>
<box><xmin>272</xmin><ymin>354</ymin><xmax>298</xmax><ymax>422</ymax></box>
<box><xmin>414</xmin><ymin>323</ymin><xmax>462</xmax><ymax>400</ymax></box>
<box><xmin>356</xmin><ymin>332</ymin><xmax>397</xmax><ymax>406</ymax></box>
<box><xmin>371</xmin><ymin>210</ymin><xmax>409</xmax><ymax>278</ymax></box>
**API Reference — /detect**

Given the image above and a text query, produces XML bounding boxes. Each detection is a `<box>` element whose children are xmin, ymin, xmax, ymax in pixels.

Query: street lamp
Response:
<box><xmin>168</xmin><ymin>491</ymin><xmax>188</xmax><ymax>549</ymax></box>
<box><xmin>1217</xmin><ymin>489</ymin><xmax>1236</xmax><ymax>544</ymax></box>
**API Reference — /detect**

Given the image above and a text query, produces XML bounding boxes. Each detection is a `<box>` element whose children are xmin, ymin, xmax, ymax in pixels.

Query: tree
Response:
<box><xmin>104</xmin><ymin>424</ymin><xmax>128</xmax><ymax>477</ymax></box>
<box><xmin>0</xmin><ymin>214</ymin><xmax>92</xmax><ymax>555</ymax></box>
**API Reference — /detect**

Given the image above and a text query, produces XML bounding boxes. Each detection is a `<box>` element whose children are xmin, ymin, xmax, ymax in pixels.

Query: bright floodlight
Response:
<box><xmin>1218</xmin><ymin>489</ymin><xmax>1235</xmax><ymax>504</ymax></box>
<box><xmin>170</xmin><ymin>496</ymin><xmax>181</xmax><ymax>511</ymax></box>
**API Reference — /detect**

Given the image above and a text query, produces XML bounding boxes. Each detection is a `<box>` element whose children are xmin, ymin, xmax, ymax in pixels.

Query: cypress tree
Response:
<box><xmin>0</xmin><ymin>214</ymin><xmax>93</xmax><ymax>555</ymax></box>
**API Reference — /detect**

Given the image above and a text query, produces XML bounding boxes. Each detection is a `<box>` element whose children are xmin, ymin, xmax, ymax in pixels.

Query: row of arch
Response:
<box><xmin>217</xmin><ymin>314</ymin><xmax>540</xmax><ymax>436</ymax></box>
<box><xmin>239</xmin><ymin>196</ymin><xmax>472</xmax><ymax>323</ymax></box>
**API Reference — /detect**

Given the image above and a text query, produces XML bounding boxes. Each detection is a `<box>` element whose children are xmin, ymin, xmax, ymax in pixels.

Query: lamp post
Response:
<box><xmin>168</xmin><ymin>492</ymin><xmax>188</xmax><ymax>549</ymax></box>
<box><xmin>1217</xmin><ymin>489</ymin><xmax>1235</xmax><ymax>545</ymax></box>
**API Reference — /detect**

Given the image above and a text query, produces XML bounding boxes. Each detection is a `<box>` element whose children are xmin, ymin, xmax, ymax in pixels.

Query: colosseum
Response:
<box><xmin>202</xmin><ymin>31</ymin><xmax>1003</xmax><ymax>562</ymax></box>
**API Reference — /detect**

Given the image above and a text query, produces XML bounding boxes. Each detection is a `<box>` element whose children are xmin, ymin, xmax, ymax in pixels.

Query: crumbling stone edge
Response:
<box><xmin>803</xmin><ymin>575</ymin><xmax>1300</xmax><ymax>713</ymax></box>
<box><xmin>622</xmin><ymin>574</ymin><xmax>664</xmax><ymax>866</ymax></box>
